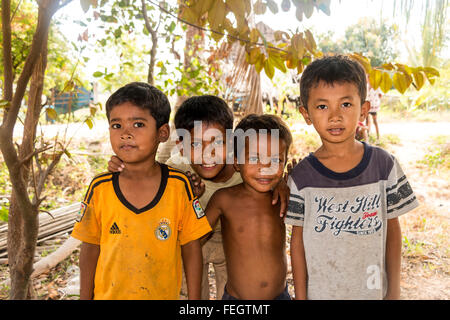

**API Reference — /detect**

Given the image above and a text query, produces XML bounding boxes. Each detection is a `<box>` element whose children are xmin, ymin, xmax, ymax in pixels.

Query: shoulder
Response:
<box><xmin>288</xmin><ymin>156</ymin><xmax>320</xmax><ymax>191</ymax></box>
<box><xmin>83</xmin><ymin>172</ymin><xmax>115</xmax><ymax>204</ymax></box>
<box><xmin>209</xmin><ymin>184</ymin><xmax>238</xmax><ymax>205</ymax></box>
<box><xmin>367</xmin><ymin>144</ymin><xmax>396</xmax><ymax>177</ymax></box>
<box><xmin>166</xmin><ymin>165</ymin><xmax>195</xmax><ymax>201</ymax></box>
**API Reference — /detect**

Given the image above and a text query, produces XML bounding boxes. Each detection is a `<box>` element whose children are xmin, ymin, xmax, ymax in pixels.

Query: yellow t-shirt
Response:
<box><xmin>71</xmin><ymin>163</ymin><xmax>212</xmax><ymax>300</ymax></box>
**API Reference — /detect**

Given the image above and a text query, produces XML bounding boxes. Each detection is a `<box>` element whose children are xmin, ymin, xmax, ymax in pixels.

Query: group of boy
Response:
<box><xmin>71</xmin><ymin>55</ymin><xmax>418</xmax><ymax>300</ymax></box>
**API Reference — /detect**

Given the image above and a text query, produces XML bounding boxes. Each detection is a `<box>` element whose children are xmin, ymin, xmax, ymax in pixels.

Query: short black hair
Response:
<box><xmin>174</xmin><ymin>95</ymin><xmax>234</xmax><ymax>134</ymax></box>
<box><xmin>105</xmin><ymin>82</ymin><xmax>171</xmax><ymax>128</ymax></box>
<box><xmin>300</xmin><ymin>55</ymin><xmax>367</xmax><ymax>109</ymax></box>
<box><xmin>233</xmin><ymin>114</ymin><xmax>292</xmax><ymax>159</ymax></box>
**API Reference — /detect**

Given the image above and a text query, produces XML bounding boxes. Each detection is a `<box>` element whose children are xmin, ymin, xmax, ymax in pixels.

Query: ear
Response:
<box><xmin>158</xmin><ymin>123</ymin><xmax>170</xmax><ymax>143</ymax></box>
<box><xmin>360</xmin><ymin>101</ymin><xmax>370</xmax><ymax>121</ymax></box>
<box><xmin>299</xmin><ymin>106</ymin><xmax>312</xmax><ymax>125</ymax></box>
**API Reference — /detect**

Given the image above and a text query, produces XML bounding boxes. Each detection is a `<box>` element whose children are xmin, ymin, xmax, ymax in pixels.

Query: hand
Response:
<box><xmin>285</xmin><ymin>158</ymin><xmax>300</xmax><ymax>182</ymax></box>
<box><xmin>272</xmin><ymin>178</ymin><xmax>290</xmax><ymax>218</ymax></box>
<box><xmin>186</xmin><ymin>171</ymin><xmax>205</xmax><ymax>198</ymax></box>
<box><xmin>108</xmin><ymin>155</ymin><xmax>124</xmax><ymax>172</ymax></box>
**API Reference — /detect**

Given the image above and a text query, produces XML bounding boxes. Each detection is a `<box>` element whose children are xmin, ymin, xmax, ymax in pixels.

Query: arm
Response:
<box><xmin>200</xmin><ymin>191</ymin><xmax>224</xmax><ymax>245</ymax></box>
<box><xmin>385</xmin><ymin>217</ymin><xmax>402</xmax><ymax>300</ymax></box>
<box><xmin>271</xmin><ymin>178</ymin><xmax>290</xmax><ymax>218</ymax></box>
<box><xmin>79</xmin><ymin>242</ymin><xmax>100</xmax><ymax>300</ymax></box>
<box><xmin>181</xmin><ymin>239</ymin><xmax>203</xmax><ymax>300</ymax></box>
<box><xmin>290</xmin><ymin>226</ymin><xmax>307</xmax><ymax>300</ymax></box>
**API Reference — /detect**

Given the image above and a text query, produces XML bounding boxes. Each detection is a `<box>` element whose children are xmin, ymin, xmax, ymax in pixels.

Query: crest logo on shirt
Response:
<box><xmin>76</xmin><ymin>202</ymin><xmax>87</xmax><ymax>222</ymax></box>
<box><xmin>192</xmin><ymin>198</ymin><xmax>205</xmax><ymax>219</ymax></box>
<box><xmin>155</xmin><ymin>218</ymin><xmax>171</xmax><ymax>241</ymax></box>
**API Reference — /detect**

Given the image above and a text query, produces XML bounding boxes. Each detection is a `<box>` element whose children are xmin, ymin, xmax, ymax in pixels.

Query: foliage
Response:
<box><xmin>417</xmin><ymin>135</ymin><xmax>450</xmax><ymax>173</ymax></box>
<box><xmin>394</xmin><ymin>0</ymin><xmax>449</xmax><ymax>68</ymax></box>
<box><xmin>174</xmin><ymin>0</ymin><xmax>439</xmax><ymax>95</ymax></box>
<box><xmin>318</xmin><ymin>18</ymin><xmax>400</xmax><ymax>67</ymax></box>
<box><xmin>0</xmin><ymin>0</ymin><xmax>36</xmax><ymax>82</ymax></box>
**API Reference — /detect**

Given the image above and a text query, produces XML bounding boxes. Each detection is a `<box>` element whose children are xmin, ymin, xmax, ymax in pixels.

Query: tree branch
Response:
<box><xmin>2</xmin><ymin>0</ymin><xmax>60</xmax><ymax>139</ymax></box>
<box><xmin>1</xmin><ymin>0</ymin><xmax>14</xmax><ymax>106</ymax></box>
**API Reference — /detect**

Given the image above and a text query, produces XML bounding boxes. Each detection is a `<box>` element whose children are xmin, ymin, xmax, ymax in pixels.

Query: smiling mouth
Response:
<box><xmin>200</xmin><ymin>164</ymin><xmax>217</xmax><ymax>170</ymax></box>
<box><xmin>327</xmin><ymin>128</ymin><xmax>344</xmax><ymax>135</ymax></box>
<box><xmin>255</xmin><ymin>178</ymin><xmax>273</xmax><ymax>185</ymax></box>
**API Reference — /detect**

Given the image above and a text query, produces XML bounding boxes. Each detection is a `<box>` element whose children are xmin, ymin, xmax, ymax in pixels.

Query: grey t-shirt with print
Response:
<box><xmin>285</xmin><ymin>143</ymin><xmax>418</xmax><ymax>300</ymax></box>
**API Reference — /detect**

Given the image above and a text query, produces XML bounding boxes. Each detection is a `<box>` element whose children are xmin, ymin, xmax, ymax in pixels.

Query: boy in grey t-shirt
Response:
<box><xmin>287</xmin><ymin>55</ymin><xmax>418</xmax><ymax>300</ymax></box>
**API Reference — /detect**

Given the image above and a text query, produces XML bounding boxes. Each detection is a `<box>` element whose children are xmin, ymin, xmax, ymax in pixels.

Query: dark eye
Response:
<box><xmin>111</xmin><ymin>123</ymin><xmax>121</xmax><ymax>129</ymax></box>
<box><xmin>134</xmin><ymin>122</ymin><xmax>144</xmax><ymax>128</ymax></box>
<box><xmin>342</xmin><ymin>102</ymin><xmax>352</xmax><ymax>108</ymax></box>
<box><xmin>316</xmin><ymin>104</ymin><xmax>327</xmax><ymax>110</ymax></box>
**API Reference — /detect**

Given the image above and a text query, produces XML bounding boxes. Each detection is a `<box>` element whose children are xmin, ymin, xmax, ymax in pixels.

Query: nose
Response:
<box><xmin>120</xmin><ymin>130</ymin><xmax>132</xmax><ymax>140</ymax></box>
<box><xmin>259</xmin><ymin>164</ymin><xmax>277</xmax><ymax>176</ymax></box>
<box><xmin>329</xmin><ymin>106</ymin><xmax>343</xmax><ymax>122</ymax></box>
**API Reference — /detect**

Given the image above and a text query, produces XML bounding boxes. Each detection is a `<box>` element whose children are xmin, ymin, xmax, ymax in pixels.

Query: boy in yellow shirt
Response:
<box><xmin>71</xmin><ymin>82</ymin><xmax>211</xmax><ymax>300</ymax></box>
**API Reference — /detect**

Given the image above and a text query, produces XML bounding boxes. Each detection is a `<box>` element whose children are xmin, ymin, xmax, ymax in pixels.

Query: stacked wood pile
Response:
<box><xmin>0</xmin><ymin>202</ymin><xmax>80</xmax><ymax>264</ymax></box>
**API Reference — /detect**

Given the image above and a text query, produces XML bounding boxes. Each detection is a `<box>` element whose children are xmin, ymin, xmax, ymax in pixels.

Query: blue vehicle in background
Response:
<box><xmin>46</xmin><ymin>84</ymin><xmax>97</xmax><ymax>122</ymax></box>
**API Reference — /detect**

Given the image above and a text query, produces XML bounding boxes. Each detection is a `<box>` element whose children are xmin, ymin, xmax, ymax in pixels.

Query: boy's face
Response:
<box><xmin>299</xmin><ymin>80</ymin><xmax>369</xmax><ymax>145</ymax></box>
<box><xmin>179</xmin><ymin>121</ymin><xmax>228</xmax><ymax>181</ymax></box>
<box><xmin>109</xmin><ymin>102</ymin><xmax>169</xmax><ymax>165</ymax></box>
<box><xmin>235</xmin><ymin>134</ymin><xmax>286</xmax><ymax>193</ymax></box>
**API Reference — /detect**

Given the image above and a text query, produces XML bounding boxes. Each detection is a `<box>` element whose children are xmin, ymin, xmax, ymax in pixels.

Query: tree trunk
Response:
<box><xmin>141</xmin><ymin>0</ymin><xmax>158</xmax><ymax>86</ymax></box>
<box><xmin>0</xmin><ymin>0</ymin><xmax>61</xmax><ymax>299</ymax></box>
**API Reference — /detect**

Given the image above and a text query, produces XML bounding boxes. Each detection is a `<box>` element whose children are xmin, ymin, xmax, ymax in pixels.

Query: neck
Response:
<box><xmin>121</xmin><ymin>159</ymin><xmax>160</xmax><ymax>179</ymax></box>
<box><xmin>242</xmin><ymin>183</ymin><xmax>273</xmax><ymax>199</ymax></box>
<box><xmin>317</xmin><ymin>139</ymin><xmax>363</xmax><ymax>158</ymax></box>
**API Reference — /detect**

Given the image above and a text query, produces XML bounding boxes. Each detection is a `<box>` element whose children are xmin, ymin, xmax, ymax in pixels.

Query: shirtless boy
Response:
<box><xmin>204</xmin><ymin>114</ymin><xmax>292</xmax><ymax>300</ymax></box>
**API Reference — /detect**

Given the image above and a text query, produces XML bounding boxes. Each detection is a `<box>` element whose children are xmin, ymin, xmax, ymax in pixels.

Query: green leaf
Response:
<box><xmin>412</xmin><ymin>71</ymin><xmax>425</xmax><ymax>90</ymax></box>
<box><xmin>281</xmin><ymin>0</ymin><xmax>291</xmax><ymax>11</ymax></box>
<box><xmin>317</xmin><ymin>0</ymin><xmax>331</xmax><ymax>15</ymax></box>
<box><xmin>392</xmin><ymin>72</ymin><xmax>408</xmax><ymax>94</ymax></box>
<box><xmin>85</xmin><ymin>118</ymin><xmax>93</xmax><ymax>129</ymax></box>
<box><xmin>379</xmin><ymin>72</ymin><xmax>393</xmax><ymax>93</ymax></box>
<box><xmin>295</xmin><ymin>6</ymin><xmax>303</xmax><ymax>21</ymax></box>
<box><xmin>303</xmin><ymin>1</ymin><xmax>314</xmax><ymax>18</ymax></box>
<box><xmin>46</xmin><ymin>108</ymin><xmax>58</xmax><ymax>120</ymax></box>
<box><xmin>264</xmin><ymin>59</ymin><xmax>275</xmax><ymax>79</ymax></box>
<box><xmin>207</xmin><ymin>0</ymin><xmax>226</xmax><ymax>30</ymax></box>
<box><xmin>254</xmin><ymin>0</ymin><xmax>266</xmax><ymax>15</ymax></box>
<box><xmin>369</xmin><ymin>69</ymin><xmax>383</xmax><ymax>89</ymax></box>
<box><xmin>304</xmin><ymin>29</ymin><xmax>316</xmax><ymax>52</ymax></box>
<box><xmin>268</xmin><ymin>52</ymin><xmax>286</xmax><ymax>73</ymax></box>
<box><xmin>0</xmin><ymin>100</ymin><xmax>11</xmax><ymax>108</ymax></box>
<box><xmin>93</xmin><ymin>71</ymin><xmax>103</xmax><ymax>78</ymax></box>
<box><xmin>80</xmin><ymin>0</ymin><xmax>91</xmax><ymax>13</ymax></box>
<box><xmin>266</xmin><ymin>0</ymin><xmax>278</xmax><ymax>14</ymax></box>
<box><xmin>64</xmin><ymin>149</ymin><xmax>72</xmax><ymax>158</ymax></box>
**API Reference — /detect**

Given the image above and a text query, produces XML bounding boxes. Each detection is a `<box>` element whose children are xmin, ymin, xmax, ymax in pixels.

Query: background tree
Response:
<box><xmin>0</xmin><ymin>0</ymin><xmax>77</xmax><ymax>299</ymax></box>
<box><xmin>318</xmin><ymin>18</ymin><xmax>400</xmax><ymax>67</ymax></box>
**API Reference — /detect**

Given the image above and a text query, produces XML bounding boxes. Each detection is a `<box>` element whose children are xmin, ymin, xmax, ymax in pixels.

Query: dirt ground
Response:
<box><xmin>1</xmin><ymin>116</ymin><xmax>448</xmax><ymax>300</ymax></box>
